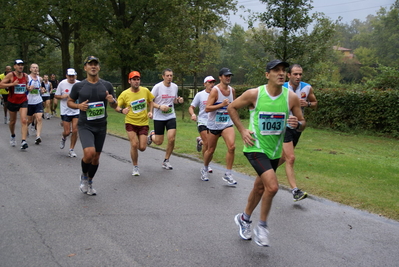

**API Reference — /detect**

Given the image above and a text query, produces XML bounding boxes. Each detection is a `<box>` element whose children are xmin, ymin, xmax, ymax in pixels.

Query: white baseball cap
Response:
<box><xmin>204</xmin><ymin>76</ymin><xmax>216</xmax><ymax>83</ymax></box>
<box><xmin>66</xmin><ymin>68</ymin><xmax>77</xmax><ymax>75</ymax></box>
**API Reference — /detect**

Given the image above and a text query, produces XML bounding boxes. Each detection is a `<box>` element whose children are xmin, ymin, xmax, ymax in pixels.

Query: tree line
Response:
<box><xmin>0</xmin><ymin>0</ymin><xmax>397</xmax><ymax>91</ymax></box>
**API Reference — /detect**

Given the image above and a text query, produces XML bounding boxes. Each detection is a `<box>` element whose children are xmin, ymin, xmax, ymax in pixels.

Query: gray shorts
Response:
<box><xmin>78</xmin><ymin>123</ymin><xmax>107</xmax><ymax>152</ymax></box>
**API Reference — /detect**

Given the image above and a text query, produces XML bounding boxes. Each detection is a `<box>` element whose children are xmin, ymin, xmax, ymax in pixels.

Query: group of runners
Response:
<box><xmin>0</xmin><ymin>57</ymin><xmax>317</xmax><ymax>247</ymax></box>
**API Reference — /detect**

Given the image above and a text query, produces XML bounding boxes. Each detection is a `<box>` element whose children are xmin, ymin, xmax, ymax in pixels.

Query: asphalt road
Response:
<box><xmin>0</xmin><ymin>109</ymin><xmax>398</xmax><ymax>267</ymax></box>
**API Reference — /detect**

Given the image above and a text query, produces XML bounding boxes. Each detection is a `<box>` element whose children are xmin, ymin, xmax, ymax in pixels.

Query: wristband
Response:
<box><xmin>308</xmin><ymin>102</ymin><xmax>311</xmax><ymax>107</ymax></box>
<box><xmin>119</xmin><ymin>108</ymin><xmax>123</xmax><ymax>113</ymax></box>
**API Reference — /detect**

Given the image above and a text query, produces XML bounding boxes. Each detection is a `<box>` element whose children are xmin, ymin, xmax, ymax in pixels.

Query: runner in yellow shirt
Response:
<box><xmin>0</xmin><ymin>66</ymin><xmax>12</xmax><ymax>124</ymax></box>
<box><xmin>116</xmin><ymin>71</ymin><xmax>154</xmax><ymax>176</ymax></box>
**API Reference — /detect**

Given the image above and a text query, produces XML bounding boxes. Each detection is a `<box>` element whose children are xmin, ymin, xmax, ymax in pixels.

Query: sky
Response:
<box><xmin>230</xmin><ymin>0</ymin><xmax>395</xmax><ymax>28</ymax></box>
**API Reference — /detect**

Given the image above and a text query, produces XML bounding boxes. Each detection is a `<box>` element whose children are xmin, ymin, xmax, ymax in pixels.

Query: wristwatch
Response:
<box><xmin>296</xmin><ymin>121</ymin><xmax>302</xmax><ymax>130</ymax></box>
<box><xmin>308</xmin><ymin>101</ymin><xmax>311</xmax><ymax>107</ymax></box>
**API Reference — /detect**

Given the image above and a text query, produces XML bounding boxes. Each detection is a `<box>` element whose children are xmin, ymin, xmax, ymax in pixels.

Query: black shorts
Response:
<box><xmin>50</xmin><ymin>93</ymin><xmax>55</xmax><ymax>100</ymax></box>
<box><xmin>42</xmin><ymin>96</ymin><xmax>50</xmax><ymax>102</ymax></box>
<box><xmin>1</xmin><ymin>94</ymin><xmax>8</xmax><ymax>102</ymax></box>
<box><xmin>208</xmin><ymin>125</ymin><xmax>233</xmax><ymax>136</ymax></box>
<box><xmin>153</xmin><ymin>118</ymin><xmax>176</xmax><ymax>135</ymax></box>
<box><xmin>197</xmin><ymin>125</ymin><xmax>208</xmax><ymax>133</ymax></box>
<box><xmin>244</xmin><ymin>152</ymin><xmax>280</xmax><ymax>176</ymax></box>
<box><xmin>284</xmin><ymin>127</ymin><xmax>302</xmax><ymax>147</ymax></box>
<box><xmin>61</xmin><ymin>114</ymin><xmax>79</xmax><ymax>122</ymax></box>
<box><xmin>7</xmin><ymin>101</ymin><xmax>28</xmax><ymax>112</ymax></box>
<box><xmin>27</xmin><ymin>103</ymin><xmax>44</xmax><ymax>116</ymax></box>
<box><xmin>78</xmin><ymin>123</ymin><xmax>107</xmax><ymax>152</ymax></box>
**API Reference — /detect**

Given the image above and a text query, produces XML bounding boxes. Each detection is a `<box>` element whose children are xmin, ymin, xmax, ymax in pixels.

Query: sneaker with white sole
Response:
<box><xmin>80</xmin><ymin>174</ymin><xmax>88</xmax><ymax>193</ymax></box>
<box><xmin>200</xmin><ymin>167</ymin><xmax>209</xmax><ymax>181</ymax></box>
<box><xmin>20</xmin><ymin>140</ymin><xmax>28</xmax><ymax>150</ymax></box>
<box><xmin>87</xmin><ymin>183</ymin><xmax>97</xmax><ymax>195</ymax></box>
<box><xmin>208</xmin><ymin>167</ymin><xmax>213</xmax><ymax>173</ymax></box>
<box><xmin>162</xmin><ymin>160</ymin><xmax>173</xmax><ymax>170</ymax></box>
<box><xmin>10</xmin><ymin>136</ymin><xmax>16</xmax><ymax>147</ymax></box>
<box><xmin>35</xmin><ymin>137</ymin><xmax>41</xmax><ymax>145</ymax></box>
<box><xmin>292</xmin><ymin>188</ymin><xmax>308</xmax><ymax>202</ymax></box>
<box><xmin>60</xmin><ymin>138</ymin><xmax>66</xmax><ymax>149</ymax></box>
<box><xmin>254</xmin><ymin>225</ymin><xmax>270</xmax><ymax>247</ymax></box>
<box><xmin>147</xmin><ymin>130</ymin><xmax>154</xmax><ymax>145</ymax></box>
<box><xmin>68</xmin><ymin>150</ymin><xmax>77</xmax><ymax>158</ymax></box>
<box><xmin>132</xmin><ymin>166</ymin><xmax>140</xmax><ymax>176</ymax></box>
<box><xmin>29</xmin><ymin>124</ymin><xmax>36</xmax><ymax>136</ymax></box>
<box><xmin>234</xmin><ymin>213</ymin><xmax>252</xmax><ymax>240</ymax></box>
<box><xmin>222</xmin><ymin>173</ymin><xmax>237</xmax><ymax>186</ymax></box>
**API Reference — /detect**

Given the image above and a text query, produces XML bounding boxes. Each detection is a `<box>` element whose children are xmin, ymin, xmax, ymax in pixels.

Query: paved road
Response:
<box><xmin>0</xmin><ymin>111</ymin><xmax>398</xmax><ymax>267</ymax></box>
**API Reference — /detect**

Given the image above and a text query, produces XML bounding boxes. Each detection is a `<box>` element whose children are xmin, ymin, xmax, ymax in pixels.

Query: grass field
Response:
<box><xmin>106</xmin><ymin>109</ymin><xmax>399</xmax><ymax>221</ymax></box>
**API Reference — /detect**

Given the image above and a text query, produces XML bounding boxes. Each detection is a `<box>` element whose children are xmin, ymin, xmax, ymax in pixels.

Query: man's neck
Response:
<box><xmin>266</xmin><ymin>84</ymin><xmax>283</xmax><ymax>97</ymax></box>
<box><xmin>217</xmin><ymin>82</ymin><xmax>229</xmax><ymax>90</ymax></box>
<box><xmin>289</xmin><ymin>81</ymin><xmax>299</xmax><ymax>91</ymax></box>
<box><xmin>87</xmin><ymin>75</ymin><xmax>99</xmax><ymax>84</ymax></box>
<box><xmin>131</xmin><ymin>86</ymin><xmax>140</xmax><ymax>93</ymax></box>
<box><xmin>163</xmin><ymin>81</ymin><xmax>171</xmax><ymax>87</ymax></box>
<box><xmin>30</xmin><ymin>73</ymin><xmax>38</xmax><ymax>79</ymax></box>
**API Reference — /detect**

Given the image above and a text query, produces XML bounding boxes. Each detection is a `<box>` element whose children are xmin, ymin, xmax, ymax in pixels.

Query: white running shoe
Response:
<box><xmin>132</xmin><ymin>166</ymin><xmax>140</xmax><ymax>176</ymax></box>
<box><xmin>87</xmin><ymin>183</ymin><xmax>97</xmax><ymax>195</ymax></box>
<box><xmin>10</xmin><ymin>136</ymin><xmax>16</xmax><ymax>147</ymax></box>
<box><xmin>222</xmin><ymin>173</ymin><xmax>237</xmax><ymax>186</ymax></box>
<box><xmin>234</xmin><ymin>213</ymin><xmax>252</xmax><ymax>240</ymax></box>
<box><xmin>80</xmin><ymin>174</ymin><xmax>88</xmax><ymax>193</ymax></box>
<box><xmin>162</xmin><ymin>160</ymin><xmax>173</xmax><ymax>170</ymax></box>
<box><xmin>254</xmin><ymin>225</ymin><xmax>270</xmax><ymax>247</ymax></box>
<box><xmin>60</xmin><ymin>138</ymin><xmax>66</xmax><ymax>149</ymax></box>
<box><xmin>200</xmin><ymin>167</ymin><xmax>209</xmax><ymax>181</ymax></box>
<box><xmin>68</xmin><ymin>150</ymin><xmax>77</xmax><ymax>157</ymax></box>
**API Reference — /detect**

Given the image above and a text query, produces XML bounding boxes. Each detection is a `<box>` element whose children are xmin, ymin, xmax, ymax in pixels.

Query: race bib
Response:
<box><xmin>130</xmin><ymin>98</ymin><xmax>146</xmax><ymax>113</ymax></box>
<box><xmin>162</xmin><ymin>105</ymin><xmax>173</xmax><ymax>114</ymax></box>
<box><xmin>258</xmin><ymin>112</ymin><xmax>286</xmax><ymax>135</ymax></box>
<box><xmin>31</xmin><ymin>89</ymin><xmax>39</xmax><ymax>94</ymax></box>
<box><xmin>14</xmin><ymin>84</ymin><xmax>26</xmax><ymax>94</ymax></box>
<box><xmin>215</xmin><ymin>110</ymin><xmax>230</xmax><ymax>124</ymax></box>
<box><xmin>86</xmin><ymin>101</ymin><xmax>105</xmax><ymax>120</ymax></box>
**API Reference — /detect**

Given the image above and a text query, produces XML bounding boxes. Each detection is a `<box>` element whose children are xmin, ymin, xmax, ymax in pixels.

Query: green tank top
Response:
<box><xmin>243</xmin><ymin>85</ymin><xmax>289</xmax><ymax>159</ymax></box>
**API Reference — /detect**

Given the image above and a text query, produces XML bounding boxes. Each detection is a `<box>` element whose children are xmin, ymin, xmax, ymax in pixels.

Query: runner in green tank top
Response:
<box><xmin>228</xmin><ymin>60</ymin><xmax>305</xmax><ymax>247</ymax></box>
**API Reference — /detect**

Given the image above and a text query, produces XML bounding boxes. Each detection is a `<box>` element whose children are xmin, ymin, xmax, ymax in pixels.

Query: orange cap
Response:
<box><xmin>129</xmin><ymin>71</ymin><xmax>141</xmax><ymax>79</ymax></box>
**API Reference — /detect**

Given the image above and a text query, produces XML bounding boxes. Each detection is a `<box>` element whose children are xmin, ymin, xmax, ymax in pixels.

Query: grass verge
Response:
<box><xmin>106</xmin><ymin>110</ymin><xmax>399</xmax><ymax>221</ymax></box>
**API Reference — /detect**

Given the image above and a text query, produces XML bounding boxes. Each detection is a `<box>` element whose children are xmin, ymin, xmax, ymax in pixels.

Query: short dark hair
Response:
<box><xmin>162</xmin><ymin>68</ymin><xmax>173</xmax><ymax>75</ymax></box>
<box><xmin>288</xmin><ymin>64</ymin><xmax>302</xmax><ymax>74</ymax></box>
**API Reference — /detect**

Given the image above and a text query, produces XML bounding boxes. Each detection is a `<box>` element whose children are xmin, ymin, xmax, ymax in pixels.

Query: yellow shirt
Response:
<box><xmin>0</xmin><ymin>73</ymin><xmax>8</xmax><ymax>95</ymax></box>
<box><xmin>117</xmin><ymin>86</ymin><xmax>154</xmax><ymax>126</ymax></box>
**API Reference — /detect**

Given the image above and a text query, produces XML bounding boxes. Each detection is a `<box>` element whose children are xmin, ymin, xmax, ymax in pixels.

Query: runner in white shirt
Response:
<box><xmin>147</xmin><ymin>68</ymin><xmax>184</xmax><ymax>170</ymax></box>
<box><xmin>55</xmin><ymin>68</ymin><xmax>80</xmax><ymax>157</ymax></box>
<box><xmin>188</xmin><ymin>75</ymin><xmax>215</xmax><ymax>175</ymax></box>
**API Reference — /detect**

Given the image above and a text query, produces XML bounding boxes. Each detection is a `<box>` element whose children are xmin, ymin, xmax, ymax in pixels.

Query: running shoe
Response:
<box><xmin>29</xmin><ymin>124</ymin><xmax>36</xmax><ymax>136</ymax></box>
<box><xmin>147</xmin><ymin>130</ymin><xmax>154</xmax><ymax>145</ymax></box>
<box><xmin>68</xmin><ymin>150</ymin><xmax>77</xmax><ymax>158</ymax></box>
<box><xmin>162</xmin><ymin>160</ymin><xmax>173</xmax><ymax>170</ymax></box>
<box><xmin>4</xmin><ymin>116</ymin><xmax>7</xmax><ymax>124</ymax></box>
<box><xmin>222</xmin><ymin>173</ymin><xmax>237</xmax><ymax>186</ymax></box>
<box><xmin>254</xmin><ymin>225</ymin><xmax>270</xmax><ymax>247</ymax></box>
<box><xmin>234</xmin><ymin>213</ymin><xmax>252</xmax><ymax>240</ymax></box>
<box><xmin>60</xmin><ymin>138</ymin><xmax>66</xmax><ymax>149</ymax></box>
<box><xmin>196</xmin><ymin>137</ymin><xmax>202</xmax><ymax>152</ymax></box>
<box><xmin>20</xmin><ymin>140</ymin><xmax>28</xmax><ymax>150</ymax></box>
<box><xmin>132</xmin><ymin>166</ymin><xmax>140</xmax><ymax>176</ymax></box>
<box><xmin>80</xmin><ymin>174</ymin><xmax>88</xmax><ymax>193</ymax></box>
<box><xmin>208</xmin><ymin>167</ymin><xmax>213</xmax><ymax>173</ymax></box>
<box><xmin>87</xmin><ymin>183</ymin><xmax>97</xmax><ymax>195</ymax></box>
<box><xmin>35</xmin><ymin>137</ymin><xmax>41</xmax><ymax>145</ymax></box>
<box><xmin>200</xmin><ymin>167</ymin><xmax>209</xmax><ymax>181</ymax></box>
<box><xmin>292</xmin><ymin>188</ymin><xmax>308</xmax><ymax>202</ymax></box>
<box><xmin>10</xmin><ymin>136</ymin><xmax>16</xmax><ymax>147</ymax></box>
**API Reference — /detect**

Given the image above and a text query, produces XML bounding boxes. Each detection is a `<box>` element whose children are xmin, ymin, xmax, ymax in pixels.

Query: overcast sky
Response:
<box><xmin>230</xmin><ymin>0</ymin><xmax>395</xmax><ymax>28</ymax></box>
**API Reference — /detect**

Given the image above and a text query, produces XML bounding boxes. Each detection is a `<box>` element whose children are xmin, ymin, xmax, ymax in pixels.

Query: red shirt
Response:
<box><xmin>8</xmin><ymin>72</ymin><xmax>28</xmax><ymax>104</ymax></box>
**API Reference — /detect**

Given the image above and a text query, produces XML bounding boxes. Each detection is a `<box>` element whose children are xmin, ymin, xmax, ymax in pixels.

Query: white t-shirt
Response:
<box><xmin>190</xmin><ymin>89</ymin><xmax>210</xmax><ymax>126</ymax></box>
<box><xmin>55</xmin><ymin>79</ymin><xmax>80</xmax><ymax>116</ymax></box>
<box><xmin>27</xmin><ymin>75</ymin><xmax>43</xmax><ymax>105</ymax></box>
<box><xmin>151</xmin><ymin>81</ymin><xmax>178</xmax><ymax>121</ymax></box>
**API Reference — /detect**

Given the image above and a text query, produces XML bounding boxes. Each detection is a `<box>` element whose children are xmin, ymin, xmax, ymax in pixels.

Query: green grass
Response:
<box><xmin>106</xmin><ymin>110</ymin><xmax>399</xmax><ymax>221</ymax></box>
